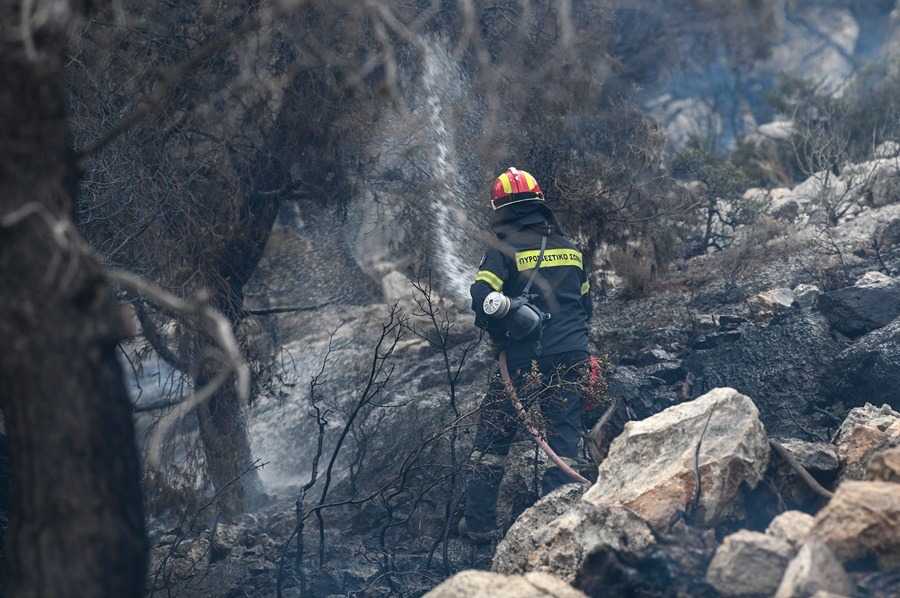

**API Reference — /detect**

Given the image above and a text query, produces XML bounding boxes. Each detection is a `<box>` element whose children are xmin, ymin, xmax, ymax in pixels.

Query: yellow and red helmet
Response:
<box><xmin>490</xmin><ymin>167</ymin><xmax>544</xmax><ymax>210</ymax></box>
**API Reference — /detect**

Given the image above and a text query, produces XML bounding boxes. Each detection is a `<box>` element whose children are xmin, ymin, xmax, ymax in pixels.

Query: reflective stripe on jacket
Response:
<box><xmin>471</xmin><ymin>224</ymin><xmax>591</xmax><ymax>366</ymax></box>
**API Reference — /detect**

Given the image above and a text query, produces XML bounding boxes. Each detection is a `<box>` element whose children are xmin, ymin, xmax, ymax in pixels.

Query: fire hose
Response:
<box><xmin>498</xmin><ymin>350</ymin><xmax>592</xmax><ymax>486</ymax></box>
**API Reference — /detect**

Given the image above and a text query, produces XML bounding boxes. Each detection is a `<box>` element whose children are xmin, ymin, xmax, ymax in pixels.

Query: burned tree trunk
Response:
<box><xmin>0</xmin><ymin>1</ymin><xmax>147</xmax><ymax>595</ymax></box>
<box><xmin>195</xmin><ymin>285</ymin><xmax>265</xmax><ymax>515</ymax></box>
<box><xmin>194</xmin><ymin>185</ymin><xmax>279</xmax><ymax>514</ymax></box>
<box><xmin>196</xmin><ymin>372</ymin><xmax>266</xmax><ymax>513</ymax></box>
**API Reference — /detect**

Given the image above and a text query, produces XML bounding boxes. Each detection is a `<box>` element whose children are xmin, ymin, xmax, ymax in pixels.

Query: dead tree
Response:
<box><xmin>0</xmin><ymin>0</ymin><xmax>147</xmax><ymax>594</ymax></box>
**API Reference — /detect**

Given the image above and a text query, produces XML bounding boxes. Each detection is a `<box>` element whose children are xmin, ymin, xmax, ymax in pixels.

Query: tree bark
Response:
<box><xmin>194</xmin><ymin>181</ymin><xmax>279</xmax><ymax>515</ymax></box>
<box><xmin>196</xmin><ymin>374</ymin><xmax>266</xmax><ymax>515</ymax></box>
<box><xmin>0</xmin><ymin>1</ymin><xmax>147</xmax><ymax>595</ymax></box>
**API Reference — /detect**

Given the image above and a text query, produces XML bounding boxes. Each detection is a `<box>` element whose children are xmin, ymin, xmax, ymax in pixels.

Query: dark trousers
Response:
<box><xmin>464</xmin><ymin>350</ymin><xmax>588</xmax><ymax>529</ymax></box>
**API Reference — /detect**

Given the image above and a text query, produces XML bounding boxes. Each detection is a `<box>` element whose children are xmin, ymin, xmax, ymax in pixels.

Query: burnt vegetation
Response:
<box><xmin>66</xmin><ymin>0</ymin><xmax>696</xmax><ymax>524</ymax></box>
<box><xmin>4</xmin><ymin>0</ymin><xmax>900</xmax><ymax>595</ymax></box>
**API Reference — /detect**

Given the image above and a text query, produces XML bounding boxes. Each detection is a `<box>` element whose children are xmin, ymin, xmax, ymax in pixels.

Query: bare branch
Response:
<box><xmin>769</xmin><ymin>439</ymin><xmax>834</xmax><ymax>500</ymax></box>
<box><xmin>106</xmin><ymin>269</ymin><xmax>249</xmax><ymax>469</ymax></box>
<box><xmin>76</xmin><ymin>0</ymin><xmax>313</xmax><ymax>158</ymax></box>
<box><xmin>247</xmin><ymin>300</ymin><xmax>337</xmax><ymax>316</ymax></box>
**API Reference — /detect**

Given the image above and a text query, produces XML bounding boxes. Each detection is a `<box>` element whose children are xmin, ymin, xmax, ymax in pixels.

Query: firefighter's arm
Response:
<box><xmin>580</xmin><ymin>271</ymin><xmax>593</xmax><ymax>321</ymax></box>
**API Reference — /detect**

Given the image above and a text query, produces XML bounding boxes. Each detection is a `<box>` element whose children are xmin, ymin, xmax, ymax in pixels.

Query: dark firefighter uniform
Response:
<box><xmin>460</xmin><ymin>169</ymin><xmax>593</xmax><ymax>540</ymax></box>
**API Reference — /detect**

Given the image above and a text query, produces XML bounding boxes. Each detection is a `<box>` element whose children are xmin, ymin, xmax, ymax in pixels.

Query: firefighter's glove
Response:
<box><xmin>489</xmin><ymin>333</ymin><xmax>507</xmax><ymax>360</ymax></box>
<box><xmin>582</xmin><ymin>355</ymin><xmax>604</xmax><ymax>412</ymax></box>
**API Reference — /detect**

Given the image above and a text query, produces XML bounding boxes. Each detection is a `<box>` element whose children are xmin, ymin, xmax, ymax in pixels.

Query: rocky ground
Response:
<box><xmin>147</xmin><ymin>152</ymin><xmax>900</xmax><ymax>596</ymax></box>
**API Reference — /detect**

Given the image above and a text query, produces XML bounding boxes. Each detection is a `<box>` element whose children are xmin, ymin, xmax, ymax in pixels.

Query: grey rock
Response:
<box><xmin>572</xmin><ymin>521</ymin><xmax>719</xmax><ymax>597</ymax></box>
<box><xmin>694</xmin><ymin>314</ymin><xmax>718</xmax><ymax>333</ymax></box>
<box><xmin>818</xmin><ymin>277</ymin><xmax>900</xmax><ymax>338</ymax></box>
<box><xmin>855</xmin><ymin>271</ymin><xmax>892</xmax><ymax>286</ymax></box>
<box><xmin>706</xmin><ymin>530</ymin><xmax>793</xmax><ymax>597</ymax></box>
<box><xmin>684</xmin><ymin>309</ymin><xmax>841</xmax><ymax>440</ymax></box>
<box><xmin>718</xmin><ymin>314</ymin><xmax>749</xmax><ymax>327</ymax></box>
<box><xmin>774</xmin><ymin>540</ymin><xmax>852</xmax><ymax>598</ymax></box>
<box><xmin>606</xmin><ymin>365</ymin><xmax>681</xmax><ymax>422</ymax></box>
<box><xmin>583</xmin><ymin>388</ymin><xmax>769</xmax><ymax>530</ymax></box>
<box><xmin>247</xmin><ymin>557</ymin><xmax>276</xmax><ymax>575</ymax></box>
<box><xmin>866</xmin><ymin>446</ymin><xmax>900</xmax><ymax>483</ymax></box>
<box><xmin>766</xmin><ymin>511</ymin><xmax>815</xmax><ymax>548</ymax></box>
<box><xmin>424</xmin><ymin>570</ymin><xmax>586</xmax><ymax>598</ymax></box>
<box><xmin>877</xmin><ymin>218</ymin><xmax>900</xmax><ymax>251</ymax></box>
<box><xmin>827</xmin><ymin>321</ymin><xmax>900</xmax><ymax>412</ymax></box>
<box><xmin>782</xmin><ymin>172</ymin><xmax>849</xmax><ymax>221</ymax></box>
<box><xmin>493</xmin><ymin>498</ymin><xmax>654</xmax><ymax>582</ymax></box>
<box><xmin>650</xmin><ymin>348</ymin><xmax>678</xmax><ymax>361</ymax></box>
<box><xmin>772</xmin><ymin>200</ymin><xmax>801</xmax><ymax>221</ymax></box>
<box><xmin>641</xmin><ymin>360</ymin><xmax>686</xmax><ymax>385</ymax></box>
<box><xmin>747</xmin><ymin>288</ymin><xmax>795</xmax><ymax>320</ymax></box>
<box><xmin>494</xmin><ymin>483</ymin><xmax>583</xmax><ymax>573</ymax></box>
<box><xmin>792</xmin><ymin>284</ymin><xmax>820</xmax><ymax>309</ymax></box>
<box><xmin>768</xmin><ymin>440</ymin><xmax>840</xmax><ymax>506</ymax></box>
<box><xmin>835</xmin><ymin>425</ymin><xmax>898</xmax><ymax>480</ymax></box>
<box><xmin>625</xmin><ymin>348</ymin><xmax>678</xmax><ymax>366</ymax></box>
<box><xmin>342</xmin><ymin>563</ymin><xmax>383</xmax><ymax>590</ymax></box>
<box><xmin>835</xmin><ymin>403</ymin><xmax>900</xmax><ymax>442</ymax></box>
<box><xmin>874</xmin><ymin>141</ymin><xmax>900</xmax><ymax>159</ymax></box>
<box><xmin>851</xmin><ymin>157</ymin><xmax>900</xmax><ymax>208</ymax></box>
<box><xmin>211</xmin><ymin>524</ymin><xmax>250</xmax><ymax>559</ymax></box>
<box><xmin>775</xmin><ymin>440</ymin><xmax>839</xmax><ymax>473</ymax></box>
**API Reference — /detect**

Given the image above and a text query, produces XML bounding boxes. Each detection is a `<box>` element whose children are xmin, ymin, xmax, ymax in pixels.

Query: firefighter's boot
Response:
<box><xmin>459</xmin><ymin>456</ymin><xmax>504</xmax><ymax>544</ymax></box>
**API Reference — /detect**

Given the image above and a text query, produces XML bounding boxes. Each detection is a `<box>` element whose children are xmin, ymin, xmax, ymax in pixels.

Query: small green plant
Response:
<box><xmin>670</xmin><ymin>141</ymin><xmax>758</xmax><ymax>254</ymax></box>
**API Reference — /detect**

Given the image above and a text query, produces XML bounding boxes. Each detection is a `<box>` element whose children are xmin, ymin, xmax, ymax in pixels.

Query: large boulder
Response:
<box><xmin>839</xmin><ymin>425</ymin><xmax>892</xmax><ymax>470</ymax></box>
<box><xmin>423</xmin><ymin>570</ymin><xmax>586</xmax><ymax>598</ymax></box>
<box><xmin>826</xmin><ymin>320</ymin><xmax>900</xmax><ymax>411</ymax></box>
<box><xmin>683</xmin><ymin>309</ymin><xmax>841</xmax><ymax>440</ymax></box>
<box><xmin>583</xmin><ymin>388</ymin><xmax>769</xmax><ymax>529</ymax></box>
<box><xmin>779</xmin><ymin>170</ymin><xmax>848</xmax><ymax>224</ymax></box>
<box><xmin>817</xmin><ymin>277</ymin><xmax>900</xmax><ymax>339</ymax></box>
<box><xmin>855</xmin><ymin>271</ymin><xmax>892</xmax><ymax>287</ymax></box>
<box><xmin>493</xmin><ymin>494</ymin><xmax>654</xmax><ymax>582</ymax></box>
<box><xmin>811</xmin><ymin>480</ymin><xmax>900</xmax><ymax>569</ymax></box>
<box><xmin>705</xmin><ymin>530</ymin><xmax>793</xmax><ymax>597</ymax></box>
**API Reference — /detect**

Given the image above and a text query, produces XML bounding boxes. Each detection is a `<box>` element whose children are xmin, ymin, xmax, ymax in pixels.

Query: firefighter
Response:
<box><xmin>458</xmin><ymin>167</ymin><xmax>593</xmax><ymax>544</ymax></box>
